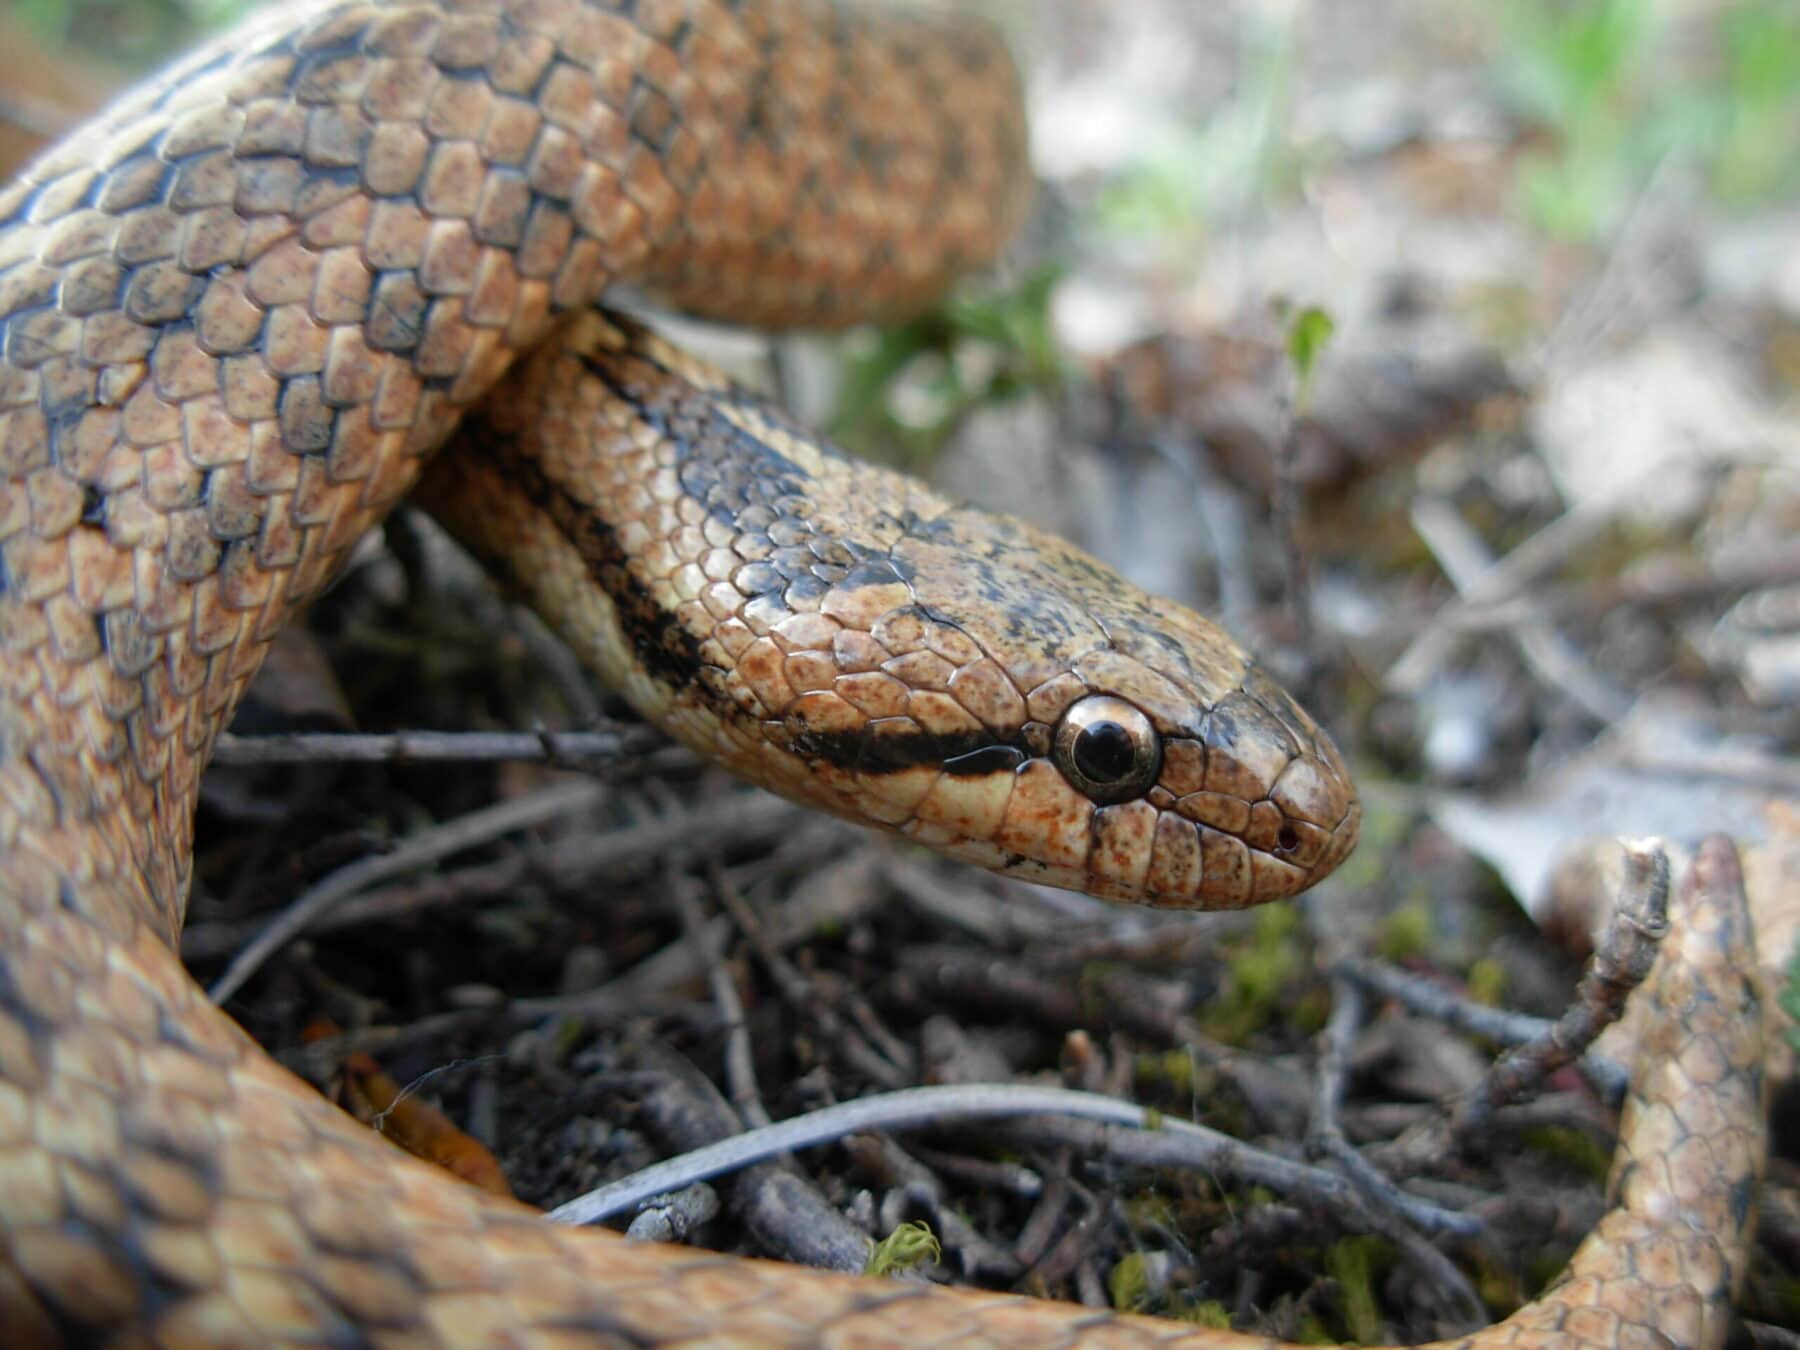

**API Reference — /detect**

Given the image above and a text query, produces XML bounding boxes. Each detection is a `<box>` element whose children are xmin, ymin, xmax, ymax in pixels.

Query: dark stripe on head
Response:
<box><xmin>476</xmin><ymin>431</ymin><xmax>709</xmax><ymax>695</ymax></box>
<box><xmin>788</xmin><ymin>726</ymin><xmax>1027</xmax><ymax>776</ymax></box>
<box><xmin>575</xmin><ymin>346</ymin><xmax>825</xmax><ymax>533</ymax></box>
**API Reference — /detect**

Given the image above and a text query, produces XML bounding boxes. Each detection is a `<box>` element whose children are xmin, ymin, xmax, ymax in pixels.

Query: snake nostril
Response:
<box><xmin>1276</xmin><ymin>823</ymin><xmax>1300</xmax><ymax>856</ymax></box>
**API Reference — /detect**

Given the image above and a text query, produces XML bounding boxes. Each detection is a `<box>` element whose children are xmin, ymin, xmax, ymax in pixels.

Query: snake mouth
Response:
<box><xmin>880</xmin><ymin>719</ymin><xmax>1360</xmax><ymax>911</ymax></box>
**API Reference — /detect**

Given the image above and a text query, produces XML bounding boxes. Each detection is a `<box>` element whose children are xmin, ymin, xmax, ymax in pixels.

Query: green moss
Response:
<box><xmin>1325</xmin><ymin>1236</ymin><xmax>1395</xmax><ymax>1345</ymax></box>
<box><xmin>1180</xmin><ymin>1301</ymin><xmax>1234</xmax><ymax>1329</ymax></box>
<box><xmin>865</xmin><ymin>1221</ymin><xmax>941</xmax><ymax>1278</ymax></box>
<box><xmin>1201</xmin><ymin>903</ymin><xmax>1308</xmax><ymax>1044</ymax></box>
<box><xmin>1108</xmin><ymin>1252</ymin><xmax>1153</xmax><ymax>1312</ymax></box>
<box><xmin>1521</xmin><ymin>1124</ymin><xmax>1612</xmax><ymax>1183</ymax></box>
<box><xmin>1466</xmin><ymin>959</ymin><xmax>1508</xmax><ymax>1007</ymax></box>
<box><xmin>1377</xmin><ymin>904</ymin><xmax>1433</xmax><ymax>962</ymax></box>
<box><xmin>1122</xmin><ymin>1193</ymin><xmax>1181</xmax><ymax>1232</ymax></box>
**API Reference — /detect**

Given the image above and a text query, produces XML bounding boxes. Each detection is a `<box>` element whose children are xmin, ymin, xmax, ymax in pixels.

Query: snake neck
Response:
<box><xmin>0</xmin><ymin>0</ymin><xmax>1027</xmax><ymax>948</ymax></box>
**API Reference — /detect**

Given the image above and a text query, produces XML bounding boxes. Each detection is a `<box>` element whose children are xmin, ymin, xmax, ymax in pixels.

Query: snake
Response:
<box><xmin>0</xmin><ymin>0</ymin><xmax>1770</xmax><ymax>1345</ymax></box>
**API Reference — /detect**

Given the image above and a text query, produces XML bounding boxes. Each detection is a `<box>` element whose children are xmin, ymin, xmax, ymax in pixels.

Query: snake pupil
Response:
<box><xmin>1074</xmin><ymin>721</ymin><xmax>1135</xmax><ymax>784</ymax></box>
<box><xmin>1053</xmin><ymin>695</ymin><xmax>1162</xmax><ymax>805</ymax></box>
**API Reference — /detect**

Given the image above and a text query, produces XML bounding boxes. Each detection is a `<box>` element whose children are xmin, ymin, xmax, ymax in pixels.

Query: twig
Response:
<box><xmin>1152</xmin><ymin>434</ymin><xmax>1257</xmax><ymax>636</ymax></box>
<box><xmin>624</xmin><ymin>1184</ymin><xmax>720</xmax><ymax>1244</ymax></box>
<box><xmin>1392</xmin><ymin>497</ymin><xmax>1630</xmax><ymax>723</ymax></box>
<box><xmin>188</xmin><ymin>790</ymin><xmax>799</xmax><ymax>962</ymax></box>
<box><xmin>675</xmin><ymin>875</ymin><xmax>769</xmax><ymax>1128</ymax></box>
<box><xmin>208</xmin><ymin>780</ymin><xmax>606</xmax><ymax>1003</ymax></box>
<box><xmin>1029</xmin><ymin>1178</ymin><xmax>1108</xmax><ymax>1288</ymax></box>
<box><xmin>880</xmin><ymin>857</ymin><xmax>1065</xmax><ymax>946</ymax></box>
<box><xmin>627</xmin><ymin>1055</ymin><xmax>870</xmax><ymax>1273</ymax></box>
<box><xmin>1010</xmin><ymin>1110</ymin><xmax>1488</xmax><ymax>1329</ymax></box>
<box><xmin>1271</xmin><ymin>400</ymin><xmax>1314</xmax><ymax>652</ymax></box>
<box><xmin>1448</xmin><ymin>842</ymin><xmax>1669</xmax><ymax>1140</ymax></box>
<box><xmin>1419</xmin><ymin>541</ymin><xmax>1800</xmax><ymax>638</ymax></box>
<box><xmin>1310</xmin><ymin>978</ymin><xmax>1483</xmax><ymax>1238</ymax></box>
<box><xmin>1620</xmin><ymin>745</ymin><xmax>1800</xmax><ymax>796</ymax></box>
<box><xmin>1748</xmin><ymin>1322</ymin><xmax>1800</xmax><ymax>1350</ymax></box>
<box><xmin>1013</xmin><ymin>1150</ymin><xmax>1075</xmax><ymax>1266</ymax></box>
<box><xmin>212</xmin><ymin>725</ymin><xmax>685</xmax><ymax>770</ymax></box>
<box><xmin>1331</xmin><ymin>959</ymin><xmax>1629</xmax><ymax>1101</ymax></box>
<box><xmin>549</xmin><ymin>1084</ymin><xmax>1401</xmax><ymax>1229</ymax></box>
<box><xmin>713</xmin><ymin>862</ymin><xmax>912</xmax><ymax>1089</ymax></box>
<box><xmin>900</xmin><ymin>945</ymin><xmax>1312</xmax><ymax>1129</ymax></box>
<box><xmin>1377</xmin><ymin>842</ymin><xmax>1670</xmax><ymax>1177</ymax></box>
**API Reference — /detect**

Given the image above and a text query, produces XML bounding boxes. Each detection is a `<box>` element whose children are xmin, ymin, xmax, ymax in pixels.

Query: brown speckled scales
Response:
<box><xmin>0</xmin><ymin>1</ymin><xmax>1767</xmax><ymax>1345</ymax></box>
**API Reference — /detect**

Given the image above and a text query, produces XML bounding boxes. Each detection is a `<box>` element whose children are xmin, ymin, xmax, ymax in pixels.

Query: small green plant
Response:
<box><xmin>1496</xmin><ymin>0</ymin><xmax>1800</xmax><ymax>238</ymax></box>
<box><xmin>1377</xmin><ymin>903</ymin><xmax>1433</xmax><ymax>962</ymax></box>
<box><xmin>17</xmin><ymin>0</ymin><xmax>258</xmax><ymax>65</ymax></box>
<box><xmin>1108</xmin><ymin>1251</ymin><xmax>1155</xmax><ymax>1313</ymax></box>
<box><xmin>1285</xmin><ymin>305</ymin><xmax>1335</xmax><ymax>416</ymax></box>
<box><xmin>1325</xmin><ymin>1236</ymin><xmax>1396</xmax><ymax>1345</ymax></box>
<box><xmin>865</xmin><ymin>1220</ymin><xmax>941</xmax><ymax>1277</ymax></box>
<box><xmin>1095</xmin><ymin>15</ymin><xmax>1303</xmax><ymax>253</ymax></box>
<box><xmin>830</xmin><ymin>264</ymin><xmax>1066</xmax><ymax>469</ymax></box>
<box><xmin>1706</xmin><ymin>3</ymin><xmax>1800</xmax><ymax>203</ymax></box>
<box><xmin>1201</xmin><ymin>903</ymin><xmax>1309</xmax><ymax>1044</ymax></box>
<box><xmin>1498</xmin><ymin>0</ymin><xmax>1660</xmax><ymax>239</ymax></box>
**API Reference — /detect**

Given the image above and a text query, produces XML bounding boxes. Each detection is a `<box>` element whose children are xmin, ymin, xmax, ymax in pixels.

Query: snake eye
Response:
<box><xmin>1053</xmin><ymin>695</ymin><xmax>1162</xmax><ymax>805</ymax></box>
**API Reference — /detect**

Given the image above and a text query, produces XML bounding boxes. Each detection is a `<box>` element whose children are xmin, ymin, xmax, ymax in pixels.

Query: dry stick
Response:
<box><xmin>1423</xmin><ymin>540</ymin><xmax>1800</xmax><ymax>637</ymax></box>
<box><xmin>1303</xmin><ymin>983</ymin><xmax>1487</xmax><ymax>1326</ymax></box>
<box><xmin>880</xmin><ymin>856</ymin><xmax>1066</xmax><ymax>946</ymax></box>
<box><xmin>209</xmin><ymin>779</ymin><xmax>607</xmax><ymax>1003</ymax></box>
<box><xmin>1151</xmin><ymin>434</ymin><xmax>1258</xmax><ymax>637</ymax></box>
<box><xmin>187</xmin><ymin>790</ymin><xmax>799</xmax><ymax>962</ymax></box>
<box><xmin>1267</xmin><ymin>327</ymin><xmax>1322</xmax><ymax>658</ymax></box>
<box><xmin>1397</xmin><ymin>502</ymin><xmax>1611</xmax><ymax>667</ymax></box>
<box><xmin>212</xmin><ymin>726</ymin><xmax>689</xmax><ymax>770</ymax></box>
<box><xmin>623</xmin><ymin>1184</ymin><xmax>720</xmax><ymax>1245</ymax></box>
<box><xmin>1621</xmin><ymin>745</ymin><xmax>1800</xmax><ymax>796</ymax></box>
<box><xmin>1030</xmin><ymin>1178</ymin><xmax>1109</xmax><ymax>1290</ymax></box>
<box><xmin>1379</xmin><ymin>841</ymin><xmax>1670</xmax><ymax>1179</ymax></box>
<box><xmin>1004</xmin><ymin>1114</ymin><xmax>1490</xmax><ymax>1333</ymax></box>
<box><xmin>711</xmin><ymin>863</ymin><xmax>911</xmax><ymax>1090</ymax></box>
<box><xmin>674</xmin><ymin>875</ymin><xmax>770</xmax><ymax>1129</ymax></box>
<box><xmin>1746</xmin><ymin>1321</ymin><xmax>1800</xmax><ymax>1350</ymax></box>
<box><xmin>901</xmin><ymin>944</ymin><xmax>1314</xmax><ymax>1131</ymax></box>
<box><xmin>1013</xmin><ymin>1150</ymin><xmax>1075</xmax><ymax>1268</ymax></box>
<box><xmin>1332</xmin><ymin>958</ymin><xmax>1630</xmax><ymax>1101</ymax></box>
<box><xmin>1398</xmin><ymin>497</ymin><xmax>1632</xmax><ymax>722</ymax></box>
<box><xmin>281</xmin><ymin>985</ymin><xmax>718</xmax><ymax>1082</ymax></box>
<box><xmin>1309</xmin><ymin>977</ymin><xmax>1483</xmax><ymax>1240</ymax></box>
<box><xmin>906</xmin><ymin>1143</ymin><xmax>1042</xmax><ymax>1200</ymax></box>
<box><xmin>1533</xmin><ymin>151</ymin><xmax>1689</xmax><ymax>374</ymax></box>
<box><xmin>550</xmin><ymin>1084</ymin><xmax>1394</xmax><ymax>1229</ymax></box>
<box><xmin>1448</xmin><ymin>843</ymin><xmax>1669</xmax><ymax>1141</ymax></box>
<box><xmin>625</xmin><ymin>1056</ymin><xmax>872</xmax><ymax>1273</ymax></box>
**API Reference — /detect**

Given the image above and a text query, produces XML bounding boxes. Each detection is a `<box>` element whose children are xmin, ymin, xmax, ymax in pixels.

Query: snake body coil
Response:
<box><xmin>0</xmin><ymin>2</ymin><xmax>1767</xmax><ymax>1345</ymax></box>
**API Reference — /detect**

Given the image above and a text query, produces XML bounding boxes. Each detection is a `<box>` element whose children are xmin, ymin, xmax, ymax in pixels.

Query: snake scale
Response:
<box><xmin>0</xmin><ymin>1</ymin><xmax>1770</xmax><ymax>1345</ymax></box>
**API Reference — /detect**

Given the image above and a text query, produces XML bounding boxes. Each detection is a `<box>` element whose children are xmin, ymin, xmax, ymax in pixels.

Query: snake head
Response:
<box><xmin>429</xmin><ymin>313</ymin><xmax>1360</xmax><ymax>911</ymax></box>
<box><xmin>773</xmin><ymin>561</ymin><xmax>1363</xmax><ymax>909</ymax></box>
<box><xmin>730</xmin><ymin>496</ymin><xmax>1364</xmax><ymax>911</ymax></box>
